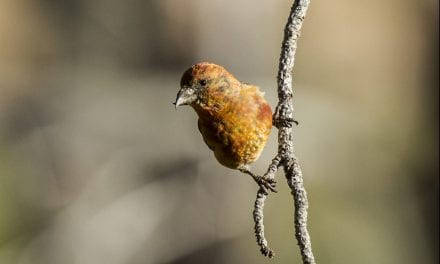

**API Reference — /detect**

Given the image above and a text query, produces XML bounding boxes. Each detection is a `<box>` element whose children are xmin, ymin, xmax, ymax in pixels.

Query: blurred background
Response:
<box><xmin>0</xmin><ymin>0</ymin><xmax>438</xmax><ymax>263</ymax></box>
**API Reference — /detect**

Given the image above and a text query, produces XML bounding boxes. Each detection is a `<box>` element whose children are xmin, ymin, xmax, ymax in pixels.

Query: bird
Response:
<box><xmin>174</xmin><ymin>62</ymin><xmax>276</xmax><ymax>194</ymax></box>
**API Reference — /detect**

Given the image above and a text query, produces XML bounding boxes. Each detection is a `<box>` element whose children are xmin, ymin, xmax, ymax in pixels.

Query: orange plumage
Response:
<box><xmin>175</xmin><ymin>62</ymin><xmax>276</xmax><ymax>192</ymax></box>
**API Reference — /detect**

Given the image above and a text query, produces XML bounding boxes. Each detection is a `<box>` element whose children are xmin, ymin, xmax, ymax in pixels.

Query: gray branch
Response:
<box><xmin>253</xmin><ymin>0</ymin><xmax>315</xmax><ymax>262</ymax></box>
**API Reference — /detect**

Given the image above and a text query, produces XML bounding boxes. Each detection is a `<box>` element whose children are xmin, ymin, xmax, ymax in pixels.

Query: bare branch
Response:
<box><xmin>253</xmin><ymin>0</ymin><xmax>315</xmax><ymax>262</ymax></box>
<box><xmin>285</xmin><ymin>155</ymin><xmax>315</xmax><ymax>263</ymax></box>
<box><xmin>253</xmin><ymin>154</ymin><xmax>281</xmax><ymax>258</ymax></box>
<box><xmin>265</xmin><ymin>154</ymin><xmax>282</xmax><ymax>180</ymax></box>
<box><xmin>253</xmin><ymin>190</ymin><xmax>274</xmax><ymax>258</ymax></box>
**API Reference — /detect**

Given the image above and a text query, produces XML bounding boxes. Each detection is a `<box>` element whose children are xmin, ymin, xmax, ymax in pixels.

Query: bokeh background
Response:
<box><xmin>0</xmin><ymin>0</ymin><xmax>438</xmax><ymax>263</ymax></box>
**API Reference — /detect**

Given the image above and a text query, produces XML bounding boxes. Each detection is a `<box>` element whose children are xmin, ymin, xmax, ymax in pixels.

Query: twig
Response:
<box><xmin>253</xmin><ymin>155</ymin><xmax>281</xmax><ymax>258</ymax></box>
<box><xmin>253</xmin><ymin>0</ymin><xmax>315</xmax><ymax>263</ymax></box>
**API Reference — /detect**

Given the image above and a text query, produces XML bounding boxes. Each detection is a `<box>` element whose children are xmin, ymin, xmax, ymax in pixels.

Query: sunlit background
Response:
<box><xmin>0</xmin><ymin>0</ymin><xmax>438</xmax><ymax>263</ymax></box>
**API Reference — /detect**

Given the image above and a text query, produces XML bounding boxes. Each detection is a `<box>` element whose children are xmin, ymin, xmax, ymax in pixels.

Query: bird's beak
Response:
<box><xmin>174</xmin><ymin>87</ymin><xmax>196</xmax><ymax>109</ymax></box>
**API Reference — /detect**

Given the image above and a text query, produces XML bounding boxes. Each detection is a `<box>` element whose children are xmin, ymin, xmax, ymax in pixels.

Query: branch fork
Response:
<box><xmin>251</xmin><ymin>0</ymin><xmax>315</xmax><ymax>263</ymax></box>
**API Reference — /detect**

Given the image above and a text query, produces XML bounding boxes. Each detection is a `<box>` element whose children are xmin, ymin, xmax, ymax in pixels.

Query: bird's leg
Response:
<box><xmin>238</xmin><ymin>165</ymin><xmax>277</xmax><ymax>195</ymax></box>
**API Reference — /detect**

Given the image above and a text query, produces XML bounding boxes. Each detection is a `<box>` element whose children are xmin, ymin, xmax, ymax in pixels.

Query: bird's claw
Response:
<box><xmin>254</xmin><ymin>176</ymin><xmax>277</xmax><ymax>195</ymax></box>
<box><xmin>238</xmin><ymin>166</ymin><xmax>277</xmax><ymax>195</ymax></box>
<box><xmin>273</xmin><ymin>116</ymin><xmax>299</xmax><ymax>128</ymax></box>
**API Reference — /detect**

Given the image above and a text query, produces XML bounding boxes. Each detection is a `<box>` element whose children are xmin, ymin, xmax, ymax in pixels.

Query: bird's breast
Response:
<box><xmin>195</xmin><ymin>90</ymin><xmax>272</xmax><ymax>169</ymax></box>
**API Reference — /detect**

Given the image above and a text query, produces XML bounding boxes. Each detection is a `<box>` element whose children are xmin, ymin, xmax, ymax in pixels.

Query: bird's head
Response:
<box><xmin>174</xmin><ymin>62</ymin><xmax>233</xmax><ymax>109</ymax></box>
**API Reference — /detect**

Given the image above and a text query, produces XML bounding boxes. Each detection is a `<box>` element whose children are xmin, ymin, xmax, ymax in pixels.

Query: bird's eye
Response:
<box><xmin>199</xmin><ymin>79</ymin><xmax>207</xmax><ymax>87</ymax></box>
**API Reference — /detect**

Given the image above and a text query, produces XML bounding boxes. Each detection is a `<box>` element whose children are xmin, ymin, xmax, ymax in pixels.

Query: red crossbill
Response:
<box><xmin>174</xmin><ymin>62</ymin><xmax>276</xmax><ymax>193</ymax></box>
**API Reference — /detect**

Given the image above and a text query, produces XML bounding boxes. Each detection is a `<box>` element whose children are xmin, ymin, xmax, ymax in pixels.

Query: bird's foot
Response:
<box><xmin>253</xmin><ymin>175</ymin><xmax>277</xmax><ymax>195</ymax></box>
<box><xmin>272</xmin><ymin>116</ymin><xmax>299</xmax><ymax>128</ymax></box>
<box><xmin>239</xmin><ymin>166</ymin><xmax>277</xmax><ymax>195</ymax></box>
